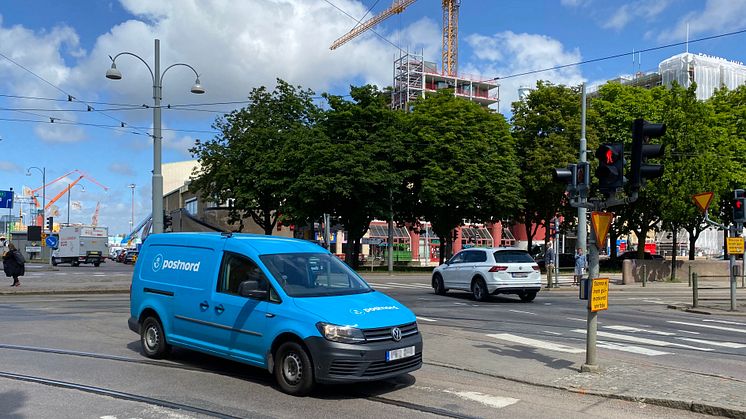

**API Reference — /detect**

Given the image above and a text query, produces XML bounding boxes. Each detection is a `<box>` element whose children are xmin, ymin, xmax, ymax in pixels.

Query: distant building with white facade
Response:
<box><xmin>659</xmin><ymin>52</ymin><xmax>746</xmax><ymax>100</ymax></box>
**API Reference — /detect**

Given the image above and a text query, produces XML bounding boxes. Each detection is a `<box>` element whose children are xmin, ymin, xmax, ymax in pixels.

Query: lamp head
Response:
<box><xmin>106</xmin><ymin>62</ymin><xmax>122</xmax><ymax>80</ymax></box>
<box><xmin>190</xmin><ymin>77</ymin><xmax>205</xmax><ymax>94</ymax></box>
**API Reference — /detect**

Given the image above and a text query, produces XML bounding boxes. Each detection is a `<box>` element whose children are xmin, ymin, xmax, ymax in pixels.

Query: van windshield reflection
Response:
<box><xmin>259</xmin><ymin>253</ymin><xmax>372</xmax><ymax>297</ymax></box>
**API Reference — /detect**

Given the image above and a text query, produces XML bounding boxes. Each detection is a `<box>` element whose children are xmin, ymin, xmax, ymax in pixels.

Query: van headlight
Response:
<box><xmin>316</xmin><ymin>322</ymin><xmax>366</xmax><ymax>344</ymax></box>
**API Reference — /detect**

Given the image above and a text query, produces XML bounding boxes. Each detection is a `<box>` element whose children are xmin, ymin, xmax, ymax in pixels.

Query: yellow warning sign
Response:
<box><xmin>727</xmin><ymin>237</ymin><xmax>744</xmax><ymax>254</ymax></box>
<box><xmin>590</xmin><ymin>278</ymin><xmax>609</xmax><ymax>312</ymax></box>
<box><xmin>591</xmin><ymin>212</ymin><xmax>613</xmax><ymax>249</ymax></box>
<box><xmin>692</xmin><ymin>192</ymin><xmax>714</xmax><ymax>214</ymax></box>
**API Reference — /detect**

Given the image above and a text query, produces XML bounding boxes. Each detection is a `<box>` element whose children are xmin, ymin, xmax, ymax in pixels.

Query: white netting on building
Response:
<box><xmin>659</xmin><ymin>53</ymin><xmax>746</xmax><ymax>100</ymax></box>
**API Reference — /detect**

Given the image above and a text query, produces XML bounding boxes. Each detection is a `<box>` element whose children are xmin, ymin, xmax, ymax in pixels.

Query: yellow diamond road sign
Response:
<box><xmin>692</xmin><ymin>192</ymin><xmax>714</xmax><ymax>214</ymax></box>
<box><xmin>591</xmin><ymin>212</ymin><xmax>613</xmax><ymax>249</ymax></box>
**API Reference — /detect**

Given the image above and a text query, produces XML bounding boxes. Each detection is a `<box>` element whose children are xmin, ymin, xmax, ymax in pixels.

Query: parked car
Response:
<box><xmin>432</xmin><ymin>247</ymin><xmax>541</xmax><ymax>302</ymax></box>
<box><xmin>116</xmin><ymin>249</ymin><xmax>128</xmax><ymax>263</ymax></box>
<box><xmin>123</xmin><ymin>250</ymin><xmax>138</xmax><ymax>264</ymax></box>
<box><xmin>535</xmin><ymin>253</ymin><xmax>576</xmax><ymax>273</ymax></box>
<box><xmin>618</xmin><ymin>251</ymin><xmax>664</xmax><ymax>260</ymax></box>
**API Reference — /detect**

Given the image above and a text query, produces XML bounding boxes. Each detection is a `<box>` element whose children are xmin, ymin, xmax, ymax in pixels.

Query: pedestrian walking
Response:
<box><xmin>3</xmin><ymin>242</ymin><xmax>25</xmax><ymax>287</ymax></box>
<box><xmin>573</xmin><ymin>247</ymin><xmax>586</xmax><ymax>286</ymax></box>
<box><xmin>544</xmin><ymin>241</ymin><xmax>556</xmax><ymax>288</ymax></box>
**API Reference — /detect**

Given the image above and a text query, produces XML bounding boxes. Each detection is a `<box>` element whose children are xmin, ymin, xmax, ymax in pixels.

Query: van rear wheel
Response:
<box><xmin>275</xmin><ymin>341</ymin><xmax>314</xmax><ymax>396</ymax></box>
<box><xmin>141</xmin><ymin>316</ymin><xmax>170</xmax><ymax>359</ymax></box>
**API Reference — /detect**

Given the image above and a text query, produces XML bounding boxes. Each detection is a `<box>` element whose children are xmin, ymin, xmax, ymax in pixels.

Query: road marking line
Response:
<box><xmin>677</xmin><ymin>330</ymin><xmax>700</xmax><ymax>335</ymax></box>
<box><xmin>676</xmin><ymin>337</ymin><xmax>746</xmax><ymax>348</ymax></box>
<box><xmin>597</xmin><ymin>341</ymin><xmax>672</xmax><ymax>356</ymax></box>
<box><xmin>703</xmin><ymin>319</ymin><xmax>746</xmax><ymax>326</ymax></box>
<box><xmin>453</xmin><ymin>302</ymin><xmax>468</xmax><ymax>306</ymax></box>
<box><xmin>572</xmin><ymin>329</ymin><xmax>714</xmax><ymax>351</ymax></box>
<box><xmin>487</xmin><ymin>333</ymin><xmax>584</xmax><ymax>353</ymax></box>
<box><xmin>416</xmin><ymin>316</ymin><xmax>437</xmax><ymax>322</ymax></box>
<box><xmin>370</xmin><ymin>285</ymin><xmax>393</xmax><ymax>289</ymax></box>
<box><xmin>643</xmin><ymin>299</ymin><xmax>666</xmax><ymax>304</ymax></box>
<box><xmin>544</xmin><ymin>302</ymin><xmax>552</xmax><ymax>305</ymax></box>
<box><xmin>443</xmin><ymin>390</ymin><xmax>519</xmax><ymax>409</ymax></box>
<box><xmin>603</xmin><ymin>325</ymin><xmax>676</xmax><ymax>336</ymax></box>
<box><xmin>543</xmin><ymin>331</ymin><xmax>562</xmax><ymax>336</ymax></box>
<box><xmin>667</xmin><ymin>320</ymin><xmax>746</xmax><ymax>334</ymax></box>
<box><xmin>567</xmin><ymin>317</ymin><xmax>586</xmax><ymax>322</ymax></box>
<box><xmin>387</xmin><ymin>282</ymin><xmax>431</xmax><ymax>289</ymax></box>
<box><xmin>509</xmin><ymin>309</ymin><xmax>536</xmax><ymax>315</ymax></box>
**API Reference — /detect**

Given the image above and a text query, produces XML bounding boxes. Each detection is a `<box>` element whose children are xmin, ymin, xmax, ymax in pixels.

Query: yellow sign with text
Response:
<box><xmin>727</xmin><ymin>237</ymin><xmax>744</xmax><ymax>254</ymax></box>
<box><xmin>590</xmin><ymin>278</ymin><xmax>609</xmax><ymax>312</ymax></box>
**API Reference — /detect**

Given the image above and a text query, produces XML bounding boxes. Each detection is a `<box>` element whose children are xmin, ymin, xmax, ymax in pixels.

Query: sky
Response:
<box><xmin>2</xmin><ymin>0</ymin><xmax>746</xmax><ymax>235</ymax></box>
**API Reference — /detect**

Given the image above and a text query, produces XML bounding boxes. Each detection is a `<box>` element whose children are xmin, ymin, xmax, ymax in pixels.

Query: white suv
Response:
<box><xmin>432</xmin><ymin>247</ymin><xmax>541</xmax><ymax>302</ymax></box>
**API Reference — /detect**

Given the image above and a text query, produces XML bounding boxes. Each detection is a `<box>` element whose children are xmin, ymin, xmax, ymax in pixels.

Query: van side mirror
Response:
<box><xmin>238</xmin><ymin>280</ymin><xmax>268</xmax><ymax>300</ymax></box>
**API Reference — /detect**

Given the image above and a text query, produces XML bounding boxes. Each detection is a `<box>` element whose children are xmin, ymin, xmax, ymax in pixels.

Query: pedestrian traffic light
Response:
<box><xmin>46</xmin><ymin>216</ymin><xmax>54</xmax><ymax>232</ymax></box>
<box><xmin>552</xmin><ymin>163</ymin><xmax>578</xmax><ymax>193</ymax></box>
<box><xmin>595</xmin><ymin>143</ymin><xmax>625</xmax><ymax>195</ymax></box>
<box><xmin>734</xmin><ymin>189</ymin><xmax>746</xmax><ymax>223</ymax></box>
<box><xmin>630</xmin><ymin>118</ymin><xmax>666</xmax><ymax>190</ymax></box>
<box><xmin>576</xmin><ymin>162</ymin><xmax>590</xmax><ymax>196</ymax></box>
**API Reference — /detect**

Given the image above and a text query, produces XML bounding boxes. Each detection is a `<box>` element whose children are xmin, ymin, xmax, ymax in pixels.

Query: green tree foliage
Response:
<box><xmin>408</xmin><ymin>91</ymin><xmax>522</xmax><ymax>262</ymax></box>
<box><xmin>189</xmin><ymin>79</ymin><xmax>320</xmax><ymax>234</ymax></box>
<box><xmin>288</xmin><ymin>85</ymin><xmax>405</xmax><ymax>267</ymax></box>
<box><xmin>511</xmin><ymin>81</ymin><xmax>592</xmax><ymax>253</ymax></box>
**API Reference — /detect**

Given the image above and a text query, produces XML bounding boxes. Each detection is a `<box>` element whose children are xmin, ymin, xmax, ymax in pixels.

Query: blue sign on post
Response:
<box><xmin>46</xmin><ymin>235</ymin><xmax>59</xmax><ymax>249</ymax></box>
<box><xmin>0</xmin><ymin>190</ymin><xmax>13</xmax><ymax>209</ymax></box>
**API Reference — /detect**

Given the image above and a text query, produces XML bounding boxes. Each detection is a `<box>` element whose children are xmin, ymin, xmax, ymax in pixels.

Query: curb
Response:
<box><xmin>424</xmin><ymin>360</ymin><xmax>746</xmax><ymax>419</ymax></box>
<box><xmin>667</xmin><ymin>303</ymin><xmax>746</xmax><ymax>317</ymax></box>
<box><xmin>0</xmin><ymin>288</ymin><xmax>129</xmax><ymax>296</ymax></box>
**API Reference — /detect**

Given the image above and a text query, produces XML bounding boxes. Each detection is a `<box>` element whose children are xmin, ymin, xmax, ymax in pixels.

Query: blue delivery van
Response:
<box><xmin>129</xmin><ymin>233</ymin><xmax>422</xmax><ymax>395</ymax></box>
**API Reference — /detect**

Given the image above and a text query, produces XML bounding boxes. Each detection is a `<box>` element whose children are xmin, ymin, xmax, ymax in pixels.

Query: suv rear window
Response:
<box><xmin>493</xmin><ymin>250</ymin><xmax>535</xmax><ymax>264</ymax></box>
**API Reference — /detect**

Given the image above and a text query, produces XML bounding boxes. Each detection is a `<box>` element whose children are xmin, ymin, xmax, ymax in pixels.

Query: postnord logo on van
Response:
<box><xmin>152</xmin><ymin>253</ymin><xmax>200</xmax><ymax>273</ymax></box>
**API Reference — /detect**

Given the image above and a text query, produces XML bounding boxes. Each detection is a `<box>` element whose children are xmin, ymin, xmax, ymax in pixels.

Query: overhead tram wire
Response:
<box><xmin>0</xmin><ymin>50</ymin><xmax>151</xmax><ymax>139</ymax></box>
<box><xmin>486</xmin><ymin>28</ymin><xmax>746</xmax><ymax>81</ymax></box>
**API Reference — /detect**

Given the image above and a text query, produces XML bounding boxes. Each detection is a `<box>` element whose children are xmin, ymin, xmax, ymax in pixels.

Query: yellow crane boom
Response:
<box><xmin>330</xmin><ymin>0</ymin><xmax>418</xmax><ymax>50</ymax></box>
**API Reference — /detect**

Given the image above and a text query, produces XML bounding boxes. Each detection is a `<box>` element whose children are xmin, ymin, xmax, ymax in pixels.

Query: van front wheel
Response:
<box><xmin>141</xmin><ymin>316</ymin><xmax>170</xmax><ymax>359</ymax></box>
<box><xmin>275</xmin><ymin>341</ymin><xmax>314</xmax><ymax>396</ymax></box>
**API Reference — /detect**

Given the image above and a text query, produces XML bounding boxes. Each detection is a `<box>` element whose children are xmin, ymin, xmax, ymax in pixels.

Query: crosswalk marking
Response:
<box><xmin>543</xmin><ymin>331</ymin><xmax>562</xmax><ymax>336</ymax></box>
<box><xmin>597</xmin><ymin>341</ymin><xmax>672</xmax><ymax>356</ymax></box>
<box><xmin>677</xmin><ymin>329</ymin><xmax>701</xmax><ymax>335</ymax></box>
<box><xmin>676</xmin><ymin>337</ymin><xmax>746</xmax><ymax>348</ymax></box>
<box><xmin>667</xmin><ymin>320</ymin><xmax>746</xmax><ymax>334</ymax></box>
<box><xmin>443</xmin><ymin>390</ymin><xmax>519</xmax><ymax>409</ymax></box>
<box><xmin>603</xmin><ymin>325</ymin><xmax>676</xmax><ymax>336</ymax></box>
<box><xmin>703</xmin><ymin>319</ymin><xmax>746</xmax><ymax>327</ymax></box>
<box><xmin>572</xmin><ymin>329</ymin><xmax>714</xmax><ymax>351</ymax></box>
<box><xmin>509</xmin><ymin>309</ymin><xmax>536</xmax><ymax>315</ymax></box>
<box><xmin>487</xmin><ymin>333</ymin><xmax>584</xmax><ymax>353</ymax></box>
<box><xmin>386</xmin><ymin>282</ymin><xmax>431</xmax><ymax>289</ymax></box>
<box><xmin>416</xmin><ymin>316</ymin><xmax>437</xmax><ymax>322</ymax></box>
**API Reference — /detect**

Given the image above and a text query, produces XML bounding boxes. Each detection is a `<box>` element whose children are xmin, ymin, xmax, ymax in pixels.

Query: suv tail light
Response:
<box><xmin>489</xmin><ymin>265</ymin><xmax>508</xmax><ymax>272</ymax></box>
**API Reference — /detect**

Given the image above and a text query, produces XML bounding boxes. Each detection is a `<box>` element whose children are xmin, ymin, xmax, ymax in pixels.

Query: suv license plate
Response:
<box><xmin>386</xmin><ymin>346</ymin><xmax>415</xmax><ymax>362</ymax></box>
<box><xmin>512</xmin><ymin>272</ymin><xmax>528</xmax><ymax>278</ymax></box>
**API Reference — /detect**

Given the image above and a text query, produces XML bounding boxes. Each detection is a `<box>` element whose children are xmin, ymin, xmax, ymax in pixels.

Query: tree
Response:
<box><xmin>189</xmin><ymin>79</ymin><xmax>320</xmax><ymax>234</ymax></box>
<box><xmin>288</xmin><ymin>85</ymin><xmax>405</xmax><ymax>267</ymax></box>
<box><xmin>408</xmin><ymin>91</ymin><xmax>522</xmax><ymax>263</ymax></box>
<box><xmin>511</xmin><ymin>81</ymin><xmax>592</xmax><ymax>253</ymax></box>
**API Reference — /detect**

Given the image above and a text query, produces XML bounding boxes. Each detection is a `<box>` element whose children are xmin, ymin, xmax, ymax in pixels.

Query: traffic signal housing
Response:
<box><xmin>734</xmin><ymin>189</ymin><xmax>746</xmax><ymax>223</ymax></box>
<box><xmin>630</xmin><ymin>118</ymin><xmax>666</xmax><ymax>190</ymax></box>
<box><xmin>595</xmin><ymin>143</ymin><xmax>625</xmax><ymax>195</ymax></box>
<box><xmin>46</xmin><ymin>216</ymin><xmax>54</xmax><ymax>232</ymax></box>
<box><xmin>552</xmin><ymin>163</ymin><xmax>578</xmax><ymax>193</ymax></box>
<box><xmin>163</xmin><ymin>211</ymin><xmax>173</xmax><ymax>230</ymax></box>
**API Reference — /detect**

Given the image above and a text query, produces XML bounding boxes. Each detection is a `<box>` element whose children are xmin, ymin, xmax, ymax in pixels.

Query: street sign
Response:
<box><xmin>41</xmin><ymin>232</ymin><xmax>48</xmax><ymax>247</ymax></box>
<box><xmin>361</xmin><ymin>237</ymin><xmax>383</xmax><ymax>245</ymax></box>
<box><xmin>591</xmin><ymin>211</ymin><xmax>613</xmax><ymax>249</ymax></box>
<box><xmin>45</xmin><ymin>235</ymin><xmax>59</xmax><ymax>249</ymax></box>
<box><xmin>0</xmin><ymin>190</ymin><xmax>12</xmax><ymax>209</ymax></box>
<box><xmin>25</xmin><ymin>246</ymin><xmax>42</xmax><ymax>253</ymax></box>
<box><xmin>692</xmin><ymin>192</ymin><xmax>714</xmax><ymax>214</ymax></box>
<box><xmin>590</xmin><ymin>278</ymin><xmax>609</xmax><ymax>312</ymax></box>
<box><xmin>727</xmin><ymin>237</ymin><xmax>744</xmax><ymax>254</ymax></box>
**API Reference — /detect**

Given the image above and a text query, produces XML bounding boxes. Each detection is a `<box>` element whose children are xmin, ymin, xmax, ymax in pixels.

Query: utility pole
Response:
<box><xmin>581</xmin><ymin>209</ymin><xmax>600</xmax><ymax>372</ymax></box>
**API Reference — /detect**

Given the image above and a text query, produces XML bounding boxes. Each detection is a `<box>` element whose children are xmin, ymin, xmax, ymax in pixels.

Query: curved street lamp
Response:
<box><xmin>106</xmin><ymin>39</ymin><xmax>205</xmax><ymax>234</ymax></box>
<box><xmin>26</xmin><ymin>166</ymin><xmax>46</xmax><ymax>226</ymax></box>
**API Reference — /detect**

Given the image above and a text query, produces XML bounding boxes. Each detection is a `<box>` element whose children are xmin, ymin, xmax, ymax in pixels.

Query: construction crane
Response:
<box><xmin>26</xmin><ymin>169</ymin><xmax>109</xmax><ymax>226</ymax></box>
<box><xmin>91</xmin><ymin>202</ymin><xmax>101</xmax><ymax>227</ymax></box>
<box><xmin>330</xmin><ymin>0</ymin><xmax>460</xmax><ymax>77</ymax></box>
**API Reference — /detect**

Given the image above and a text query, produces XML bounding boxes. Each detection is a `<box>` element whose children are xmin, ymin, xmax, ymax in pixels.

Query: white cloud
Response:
<box><xmin>0</xmin><ymin>161</ymin><xmax>20</xmax><ymax>172</ymax></box>
<box><xmin>109</xmin><ymin>162</ymin><xmax>135</xmax><ymax>176</ymax></box>
<box><xmin>658</xmin><ymin>0</ymin><xmax>746</xmax><ymax>42</ymax></box>
<box><xmin>464</xmin><ymin>31</ymin><xmax>584</xmax><ymax>114</ymax></box>
<box><xmin>603</xmin><ymin>0</ymin><xmax>671</xmax><ymax>30</ymax></box>
<box><xmin>561</xmin><ymin>0</ymin><xmax>590</xmax><ymax>6</ymax></box>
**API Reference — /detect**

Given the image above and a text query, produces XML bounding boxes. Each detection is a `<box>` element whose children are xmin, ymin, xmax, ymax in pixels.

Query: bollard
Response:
<box><xmin>642</xmin><ymin>264</ymin><xmax>647</xmax><ymax>287</ymax></box>
<box><xmin>692</xmin><ymin>272</ymin><xmax>698</xmax><ymax>308</ymax></box>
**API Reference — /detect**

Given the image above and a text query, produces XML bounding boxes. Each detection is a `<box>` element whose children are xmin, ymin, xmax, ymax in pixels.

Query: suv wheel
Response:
<box><xmin>432</xmin><ymin>274</ymin><xmax>447</xmax><ymax>295</ymax></box>
<box><xmin>472</xmin><ymin>278</ymin><xmax>488</xmax><ymax>302</ymax></box>
<box><xmin>519</xmin><ymin>291</ymin><xmax>537</xmax><ymax>302</ymax></box>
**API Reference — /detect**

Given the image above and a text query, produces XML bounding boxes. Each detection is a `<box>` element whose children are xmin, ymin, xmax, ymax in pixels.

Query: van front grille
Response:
<box><xmin>362</xmin><ymin>322</ymin><xmax>419</xmax><ymax>343</ymax></box>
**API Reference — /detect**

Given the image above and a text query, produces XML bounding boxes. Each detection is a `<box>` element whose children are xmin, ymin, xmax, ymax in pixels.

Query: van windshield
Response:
<box><xmin>259</xmin><ymin>253</ymin><xmax>372</xmax><ymax>297</ymax></box>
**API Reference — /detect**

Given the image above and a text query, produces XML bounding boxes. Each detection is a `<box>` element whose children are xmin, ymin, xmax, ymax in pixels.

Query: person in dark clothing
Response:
<box><xmin>3</xmin><ymin>242</ymin><xmax>25</xmax><ymax>287</ymax></box>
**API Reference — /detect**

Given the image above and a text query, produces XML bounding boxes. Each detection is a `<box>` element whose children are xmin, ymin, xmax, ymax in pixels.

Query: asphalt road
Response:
<box><xmin>0</xmin><ymin>265</ymin><xmax>740</xmax><ymax>417</ymax></box>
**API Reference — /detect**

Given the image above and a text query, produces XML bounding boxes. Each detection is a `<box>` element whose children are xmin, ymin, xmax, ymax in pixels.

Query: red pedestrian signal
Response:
<box><xmin>595</xmin><ymin>143</ymin><xmax>624</xmax><ymax>195</ymax></box>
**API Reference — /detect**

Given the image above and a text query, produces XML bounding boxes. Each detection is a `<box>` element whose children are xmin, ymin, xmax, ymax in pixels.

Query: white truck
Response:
<box><xmin>52</xmin><ymin>226</ymin><xmax>109</xmax><ymax>267</ymax></box>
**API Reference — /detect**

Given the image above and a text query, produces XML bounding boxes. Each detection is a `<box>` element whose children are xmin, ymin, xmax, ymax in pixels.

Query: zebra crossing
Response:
<box><xmin>367</xmin><ymin>281</ymin><xmax>433</xmax><ymax>290</ymax></box>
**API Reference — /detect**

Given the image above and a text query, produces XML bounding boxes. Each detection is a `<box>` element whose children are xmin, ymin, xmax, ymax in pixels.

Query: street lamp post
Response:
<box><xmin>106</xmin><ymin>39</ymin><xmax>205</xmax><ymax>234</ymax></box>
<box><xmin>128</xmin><ymin>184</ymin><xmax>136</xmax><ymax>232</ymax></box>
<box><xmin>26</xmin><ymin>166</ymin><xmax>45</xmax><ymax>228</ymax></box>
<box><xmin>66</xmin><ymin>184</ymin><xmax>85</xmax><ymax>226</ymax></box>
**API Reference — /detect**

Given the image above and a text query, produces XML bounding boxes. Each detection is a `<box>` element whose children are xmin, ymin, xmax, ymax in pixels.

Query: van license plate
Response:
<box><xmin>386</xmin><ymin>346</ymin><xmax>415</xmax><ymax>362</ymax></box>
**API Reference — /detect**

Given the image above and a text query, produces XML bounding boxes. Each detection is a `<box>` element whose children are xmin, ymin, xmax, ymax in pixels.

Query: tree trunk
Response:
<box><xmin>636</xmin><ymin>227</ymin><xmax>649</xmax><ymax>259</ymax></box>
<box><xmin>670</xmin><ymin>226</ymin><xmax>678</xmax><ymax>281</ymax></box>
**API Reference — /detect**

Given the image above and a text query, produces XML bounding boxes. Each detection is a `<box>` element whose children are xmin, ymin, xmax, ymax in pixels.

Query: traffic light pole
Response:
<box><xmin>730</xmin><ymin>224</ymin><xmax>739</xmax><ymax>311</ymax></box>
<box><xmin>581</xmin><ymin>216</ymin><xmax>600</xmax><ymax>372</ymax></box>
<box><xmin>578</xmin><ymin>83</ymin><xmax>588</xmax><ymax>252</ymax></box>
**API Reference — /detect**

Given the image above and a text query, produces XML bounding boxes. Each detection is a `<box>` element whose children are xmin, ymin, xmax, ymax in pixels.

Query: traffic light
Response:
<box><xmin>595</xmin><ymin>143</ymin><xmax>625</xmax><ymax>195</ymax></box>
<box><xmin>552</xmin><ymin>163</ymin><xmax>578</xmax><ymax>193</ymax></box>
<box><xmin>734</xmin><ymin>189</ymin><xmax>746</xmax><ymax>223</ymax></box>
<box><xmin>576</xmin><ymin>162</ymin><xmax>590</xmax><ymax>196</ymax></box>
<box><xmin>630</xmin><ymin>118</ymin><xmax>666</xmax><ymax>190</ymax></box>
<box><xmin>163</xmin><ymin>211</ymin><xmax>173</xmax><ymax>230</ymax></box>
<box><xmin>46</xmin><ymin>216</ymin><xmax>54</xmax><ymax>232</ymax></box>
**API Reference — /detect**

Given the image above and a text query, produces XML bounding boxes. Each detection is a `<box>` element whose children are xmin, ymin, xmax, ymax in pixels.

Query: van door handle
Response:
<box><xmin>215</xmin><ymin>304</ymin><xmax>224</xmax><ymax>314</ymax></box>
<box><xmin>265</xmin><ymin>313</ymin><xmax>275</xmax><ymax>318</ymax></box>
<box><xmin>199</xmin><ymin>301</ymin><xmax>209</xmax><ymax>310</ymax></box>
